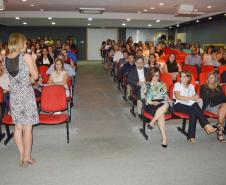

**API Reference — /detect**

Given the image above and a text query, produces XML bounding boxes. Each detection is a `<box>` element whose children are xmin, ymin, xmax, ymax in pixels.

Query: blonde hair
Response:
<box><xmin>8</xmin><ymin>33</ymin><xmax>27</xmax><ymax>53</ymax></box>
<box><xmin>206</xmin><ymin>71</ymin><xmax>218</xmax><ymax>90</ymax></box>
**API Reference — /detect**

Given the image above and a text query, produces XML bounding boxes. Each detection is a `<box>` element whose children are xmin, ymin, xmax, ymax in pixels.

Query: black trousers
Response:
<box><xmin>174</xmin><ymin>102</ymin><xmax>209</xmax><ymax>139</ymax></box>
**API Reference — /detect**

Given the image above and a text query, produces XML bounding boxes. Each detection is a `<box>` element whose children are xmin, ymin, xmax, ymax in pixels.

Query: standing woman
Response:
<box><xmin>5</xmin><ymin>33</ymin><xmax>39</xmax><ymax>167</ymax></box>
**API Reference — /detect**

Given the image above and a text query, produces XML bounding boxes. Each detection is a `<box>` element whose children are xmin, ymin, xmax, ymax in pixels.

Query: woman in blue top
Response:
<box><xmin>141</xmin><ymin>67</ymin><xmax>170</xmax><ymax>147</ymax></box>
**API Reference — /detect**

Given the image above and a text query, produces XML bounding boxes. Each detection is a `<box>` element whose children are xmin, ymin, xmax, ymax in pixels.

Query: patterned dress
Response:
<box><xmin>5</xmin><ymin>53</ymin><xmax>39</xmax><ymax>125</ymax></box>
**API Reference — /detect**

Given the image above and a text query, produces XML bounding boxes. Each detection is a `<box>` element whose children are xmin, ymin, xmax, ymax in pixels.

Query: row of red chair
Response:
<box><xmin>0</xmin><ymin>85</ymin><xmax>71</xmax><ymax>145</ymax></box>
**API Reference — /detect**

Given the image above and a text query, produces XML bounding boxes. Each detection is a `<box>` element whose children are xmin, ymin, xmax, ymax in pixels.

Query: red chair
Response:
<box><xmin>221</xmin><ymin>84</ymin><xmax>226</xmax><ymax>96</ymax></box>
<box><xmin>199</xmin><ymin>72</ymin><xmax>208</xmax><ymax>86</ymax></box>
<box><xmin>140</xmin><ymin>102</ymin><xmax>172</xmax><ymax>140</ymax></box>
<box><xmin>0</xmin><ymin>87</ymin><xmax>14</xmax><ymax>145</ymax></box>
<box><xmin>67</xmin><ymin>78</ymin><xmax>73</xmax><ymax>121</ymax></box>
<box><xmin>201</xmin><ymin>65</ymin><xmax>214</xmax><ymax>73</ymax></box>
<box><xmin>0</xmin><ymin>87</ymin><xmax>6</xmax><ymax>143</ymax></box>
<box><xmin>182</xmin><ymin>65</ymin><xmax>198</xmax><ymax>80</ymax></box>
<box><xmin>158</xmin><ymin>55</ymin><xmax>169</xmax><ymax>62</ymax></box>
<box><xmin>39</xmin><ymin>65</ymin><xmax>49</xmax><ymax>84</ymax></box>
<box><xmin>160</xmin><ymin>73</ymin><xmax>173</xmax><ymax>93</ymax></box>
<box><xmin>39</xmin><ymin>85</ymin><xmax>70</xmax><ymax>143</ymax></box>
<box><xmin>219</xmin><ymin>65</ymin><xmax>226</xmax><ymax>75</ymax></box>
<box><xmin>171</xmin><ymin>49</ymin><xmax>181</xmax><ymax>55</ymax></box>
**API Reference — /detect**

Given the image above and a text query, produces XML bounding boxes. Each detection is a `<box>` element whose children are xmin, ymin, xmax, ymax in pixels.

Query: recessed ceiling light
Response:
<box><xmin>143</xmin><ymin>9</ymin><xmax>148</xmax><ymax>12</ymax></box>
<box><xmin>159</xmin><ymin>2</ymin><xmax>164</xmax><ymax>6</ymax></box>
<box><xmin>21</xmin><ymin>0</ymin><xmax>27</xmax><ymax>1</ymax></box>
<box><xmin>88</xmin><ymin>18</ymin><xmax>93</xmax><ymax>21</ymax></box>
<box><xmin>30</xmin><ymin>4</ymin><xmax>35</xmax><ymax>7</ymax></box>
<box><xmin>156</xmin><ymin>20</ymin><xmax>160</xmax><ymax>23</ymax></box>
<box><xmin>122</xmin><ymin>23</ymin><xmax>126</xmax><ymax>26</ymax></box>
<box><xmin>169</xmin><ymin>26</ymin><xmax>172</xmax><ymax>28</ymax></box>
<box><xmin>151</xmin><ymin>7</ymin><xmax>155</xmax><ymax>10</ymax></box>
<box><xmin>194</xmin><ymin>9</ymin><xmax>198</xmax><ymax>12</ymax></box>
<box><xmin>48</xmin><ymin>17</ymin><xmax>52</xmax><ymax>20</ymax></box>
<box><xmin>177</xmin><ymin>24</ymin><xmax>180</xmax><ymax>27</ymax></box>
<box><xmin>208</xmin><ymin>17</ymin><xmax>212</xmax><ymax>20</ymax></box>
<box><xmin>15</xmin><ymin>17</ymin><xmax>20</xmax><ymax>20</ymax></box>
<box><xmin>207</xmin><ymin>5</ymin><xmax>212</xmax><ymax>9</ymax></box>
<box><xmin>51</xmin><ymin>22</ymin><xmax>56</xmax><ymax>25</ymax></box>
<box><xmin>126</xmin><ymin>18</ymin><xmax>131</xmax><ymax>21</ymax></box>
<box><xmin>88</xmin><ymin>23</ymin><xmax>91</xmax><ymax>26</ymax></box>
<box><xmin>224</xmin><ymin>13</ymin><xmax>226</xmax><ymax>16</ymax></box>
<box><xmin>196</xmin><ymin>20</ymin><xmax>199</xmax><ymax>23</ymax></box>
<box><xmin>148</xmin><ymin>24</ymin><xmax>152</xmax><ymax>27</ymax></box>
<box><xmin>23</xmin><ymin>22</ymin><xmax>27</xmax><ymax>25</ymax></box>
<box><xmin>137</xmin><ymin>11</ymin><xmax>142</xmax><ymax>13</ymax></box>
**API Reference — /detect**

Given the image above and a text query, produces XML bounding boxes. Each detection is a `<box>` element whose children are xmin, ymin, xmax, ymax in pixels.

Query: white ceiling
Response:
<box><xmin>0</xmin><ymin>0</ymin><xmax>225</xmax><ymax>28</ymax></box>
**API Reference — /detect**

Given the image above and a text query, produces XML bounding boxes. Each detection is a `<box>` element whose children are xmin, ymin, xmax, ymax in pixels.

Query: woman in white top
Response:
<box><xmin>173</xmin><ymin>71</ymin><xmax>217</xmax><ymax>143</ymax></box>
<box><xmin>203</xmin><ymin>47</ymin><xmax>213</xmax><ymax>65</ymax></box>
<box><xmin>48</xmin><ymin>58</ymin><xmax>69</xmax><ymax>97</ymax></box>
<box><xmin>0</xmin><ymin>60</ymin><xmax>10</xmax><ymax>107</ymax></box>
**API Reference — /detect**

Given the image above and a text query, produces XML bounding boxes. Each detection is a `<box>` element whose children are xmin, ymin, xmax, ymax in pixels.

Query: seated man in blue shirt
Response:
<box><xmin>46</xmin><ymin>54</ymin><xmax>76</xmax><ymax>77</ymax></box>
<box><xmin>65</xmin><ymin>44</ymin><xmax>77</xmax><ymax>63</ymax></box>
<box><xmin>185</xmin><ymin>47</ymin><xmax>202</xmax><ymax>73</ymax></box>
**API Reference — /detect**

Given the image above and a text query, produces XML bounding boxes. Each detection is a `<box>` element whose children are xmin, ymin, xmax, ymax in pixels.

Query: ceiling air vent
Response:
<box><xmin>79</xmin><ymin>8</ymin><xmax>105</xmax><ymax>14</ymax></box>
<box><xmin>175</xmin><ymin>4</ymin><xmax>204</xmax><ymax>17</ymax></box>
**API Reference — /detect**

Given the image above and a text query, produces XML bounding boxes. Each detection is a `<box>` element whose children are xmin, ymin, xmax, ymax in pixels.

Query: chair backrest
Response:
<box><xmin>41</xmin><ymin>85</ymin><xmax>67</xmax><ymax>112</ymax></box>
<box><xmin>219</xmin><ymin>65</ymin><xmax>226</xmax><ymax>75</ymax></box>
<box><xmin>158</xmin><ymin>55</ymin><xmax>169</xmax><ymax>62</ymax></box>
<box><xmin>182</xmin><ymin>64</ymin><xmax>198</xmax><ymax>80</ymax></box>
<box><xmin>199</xmin><ymin>72</ymin><xmax>208</xmax><ymax>86</ymax></box>
<box><xmin>201</xmin><ymin>65</ymin><xmax>214</xmax><ymax>73</ymax></box>
<box><xmin>160</xmin><ymin>73</ymin><xmax>173</xmax><ymax>92</ymax></box>
<box><xmin>221</xmin><ymin>84</ymin><xmax>226</xmax><ymax>96</ymax></box>
<box><xmin>39</xmin><ymin>65</ymin><xmax>49</xmax><ymax>84</ymax></box>
<box><xmin>0</xmin><ymin>87</ymin><xmax>3</xmax><ymax>104</ymax></box>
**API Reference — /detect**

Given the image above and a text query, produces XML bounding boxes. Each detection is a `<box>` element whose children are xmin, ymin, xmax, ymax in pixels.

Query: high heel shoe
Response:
<box><xmin>204</xmin><ymin>124</ymin><xmax>217</xmax><ymax>135</ymax></box>
<box><xmin>216</xmin><ymin>124</ymin><xmax>226</xmax><ymax>143</ymax></box>
<box><xmin>147</xmin><ymin>123</ymin><xmax>153</xmax><ymax>130</ymax></box>
<box><xmin>24</xmin><ymin>158</ymin><xmax>36</xmax><ymax>165</ymax></box>
<box><xmin>188</xmin><ymin>138</ymin><xmax>196</xmax><ymax>143</ymax></box>
<box><xmin>161</xmin><ymin>140</ymin><xmax>168</xmax><ymax>148</ymax></box>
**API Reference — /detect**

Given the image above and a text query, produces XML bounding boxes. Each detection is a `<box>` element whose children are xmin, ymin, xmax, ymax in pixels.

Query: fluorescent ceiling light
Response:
<box><xmin>122</xmin><ymin>23</ymin><xmax>126</xmax><ymax>26</ymax></box>
<box><xmin>151</xmin><ymin>7</ymin><xmax>155</xmax><ymax>10</ymax></box>
<box><xmin>88</xmin><ymin>18</ymin><xmax>93</xmax><ymax>21</ymax></box>
<box><xmin>143</xmin><ymin>9</ymin><xmax>148</xmax><ymax>12</ymax></box>
<box><xmin>196</xmin><ymin>20</ymin><xmax>199</xmax><ymax>23</ymax></box>
<box><xmin>51</xmin><ymin>22</ymin><xmax>56</xmax><ymax>25</ymax></box>
<box><xmin>126</xmin><ymin>18</ymin><xmax>131</xmax><ymax>21</ymax></box>
<box><xmin>79</xmin><ymin>8</ymin><xmax>105</xmax><ymax>14</ymax></box>
<box><xmin>48</xmin><ymin>17</ymin><xmax>52</xmax><ymax>20</ymax></box>
<box><xmin>208</xmin><ymin>17</ymin><xmax>212</xmax><ymax>20</ymax></box>
<box><xmin>159</xmin><ymin>3</ymin><xmax>164</xmax><ymax>6</ymax></box>
<box><xmin>177</xmin><ymin>24</ymin><xmax>180</xmax><ymax>27</ymax></box>
<box><xmin>15</xmin><ymin>17</ymin><xmax>20</xmax><ymax>20</ymax></box>
<box><xmin>23</xmin><ymin>22</ymin><xmax>27</xmax><ymax>25</ymax></box>
<box><xmin>156</xmin><ymin>19</ymin><xmax>160</xmax><ymax>22</ymax></box>
<box><xmin>148</xmin><ymin>24</ymin><xmax>152</xmax><ymax>27</ymax></box>
<box><xmin>30</xmin><ymin>4</ymin><xmax>35</xmax><ymax>7</ymax></box>
<box><xmin>207</xmin><ymin>5</ymin><xmax>212</xmax><ymax>9</ymax></box>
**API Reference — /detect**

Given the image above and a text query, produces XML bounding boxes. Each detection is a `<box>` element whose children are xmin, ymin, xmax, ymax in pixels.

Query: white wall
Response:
<box><xmin>87</xmin><ymin>28</ymin><xmax>118</xmax><ymax>60</ymax></box>
<box><xmin>126</xmin><ymin>29</ymin><xmax>168</xmax><ymax>46</ymax></box>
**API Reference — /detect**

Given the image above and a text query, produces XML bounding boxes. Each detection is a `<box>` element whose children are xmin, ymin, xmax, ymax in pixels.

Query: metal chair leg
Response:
<box><xmin>140</xmin><ymin>120</ymin><xmax>148</xmax><ymax>140</ymax></box>
<box><xmin>177</xmin><ymin>119</ymin><xmax>188</xmax><ymax>137</ymax></box>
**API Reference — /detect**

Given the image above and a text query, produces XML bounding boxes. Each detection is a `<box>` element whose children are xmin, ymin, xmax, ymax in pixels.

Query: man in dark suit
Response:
<box><xmin>128</xmin><ymin>56</ymin><xmax>149</xmax><ymax>117</ymax></box>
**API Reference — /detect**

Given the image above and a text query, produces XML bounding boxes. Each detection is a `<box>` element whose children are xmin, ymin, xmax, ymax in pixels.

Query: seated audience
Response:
<box><xmin>219</xmin><ymin>49</ymin><xmax>226</xmax><ymax>65</ymax></box>
<box><xmin>217</xmin><ymin>47</ymin><xmax>224</xmax><ymax>61</ymax></box>
<box><xmin>173</xmin><ymin>71</ymin><xmax>217</xmax><ymax>143</ymax></box>
<box><xmin>65</xmin><ymin>43</ymin><xmax>77</xmax><ymax>64</ymax></box>
<box><xmin>48</xmin><ymin>58</ymin><xmax>70</xmax><ymax>97</ymax></box>
<box><xmin>128</xmin><ymin>56</ymin><xmax>149</xmax><ymax>117</ymax></box>
<box><xmin>62</xmin><ymin>49</ymin><xmax>75</xmax><ymax>68</ymax></box>
<box><xmin>200</xmin><ymin>71</ymin><xmax>226</xmax><ymax>143</ymax></box>
<box><xmin>141</xmin><ymin>67</ymin><xmax>169</xmax><ymax>147</ymax></box>
<box><xmin>149</xmin><ymin>54</ymin><xmax>162</xmax><ymax>72</ymax></box>
<box><xmin>204</xmin><ymin>49</ymin><xmax>220</xmax><ymax>67</ymax></box>
<box><xmin>185</xmin><ymin>47</ymin><xmax>202</xmax><ymax>73</ymax></box>
<box><xmin>36</xmin><ymin>47</ymin><xmax>53</xmax><ymax>67</ymax></box>
<box><xmin>203</xmin><ymin>46</ymin><xmax>213</xmax><ymax>65</ymax></box>
<box><xmin>182</xmin><ymin>43</ymin><xmax>191</xmax><ymax>54</ymax></box>
<box><xmin>46</xmin><ymin>54</ymin><xmax>75</xmax><ymax>77</ymax></box>
<box><xmin>0</xmin><ymin>60</ymin><xmax>10</xmax><ymax>107</ymax></box>
<box><xmin>163</xmin><ymin>53</ymin><xmax>182</xmax><ymax>80</ymax></box>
